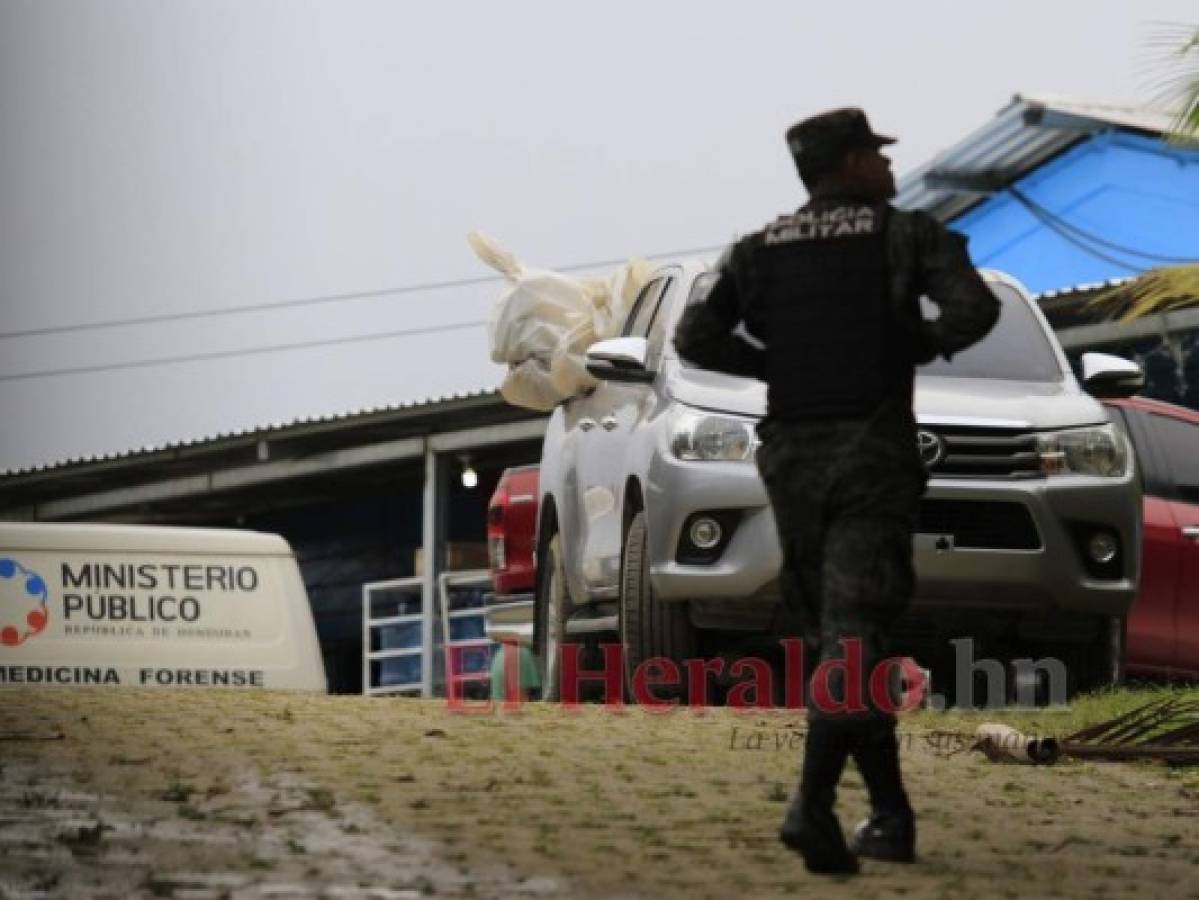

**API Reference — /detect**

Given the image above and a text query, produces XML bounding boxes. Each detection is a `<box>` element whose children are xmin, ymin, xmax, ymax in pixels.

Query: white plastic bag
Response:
<box><xmin>548</xmin><ymin>328</ymin><xmax>599</xmax><ymax>397</ymax></box>
<box><xmin>470</xmin><ymin>232</ymin><xmax>599</xmax><ymax>366</ymax></box>
<box><xmin>595</xmin><ymin>257</ymin><xmax>654</xmax><ymax>340</ymax></box>
<box><xmin>468</xmin><ymin>232</ymin><xmax>653</xmax><ymax>410</ymax></box>
<box><xmin>500</xmin><ymin>359</ymin><xmax>566</xmax><ymax>413</ymax></box>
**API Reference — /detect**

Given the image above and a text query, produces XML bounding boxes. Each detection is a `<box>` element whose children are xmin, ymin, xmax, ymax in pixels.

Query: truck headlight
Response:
<box><xmin>1036</xmin><ymin>424</ymin><xmax>1128</xmax><ymax>477</ymax></box>
<box><xmin>670</xmin><ymin>411</ymin><xmax>756</xmax><ymax>461</ymax></box>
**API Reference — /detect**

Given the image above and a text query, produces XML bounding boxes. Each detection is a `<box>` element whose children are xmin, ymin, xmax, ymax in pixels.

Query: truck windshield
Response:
<box><xmin>918</xmin><ymin>282</ymin><xmax>1062</xmax><ymax>381</ymax></box>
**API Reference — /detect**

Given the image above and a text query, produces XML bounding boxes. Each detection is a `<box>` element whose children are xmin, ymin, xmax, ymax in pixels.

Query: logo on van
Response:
<box><xmin>0</xmin><ymin>558</ymin><xmax>50</xmax><ymax>647</ymax></box>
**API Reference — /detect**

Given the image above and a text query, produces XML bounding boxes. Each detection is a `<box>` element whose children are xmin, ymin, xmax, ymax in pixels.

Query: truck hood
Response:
<box><xmin>668</xmin><ymin>370</ymin><xmax>1108</xmax><ymax>431</ymax></box>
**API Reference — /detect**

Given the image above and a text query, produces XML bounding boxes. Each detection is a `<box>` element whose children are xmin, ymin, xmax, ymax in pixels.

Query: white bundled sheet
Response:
<box><xmin>468</xmin><ymin>232</ymin><xmax>652</xmax><ymax>411</ymax></box>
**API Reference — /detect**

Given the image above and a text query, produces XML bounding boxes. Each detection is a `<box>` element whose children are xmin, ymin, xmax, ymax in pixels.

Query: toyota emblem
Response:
<box><xmin>917</xmin><ymin>430</ymin><xmax>944</xmax><ymax>469</ymax></box>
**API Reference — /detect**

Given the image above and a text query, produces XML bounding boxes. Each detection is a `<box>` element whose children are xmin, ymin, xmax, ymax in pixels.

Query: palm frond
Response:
<box><xmin>1141</xmin><ymin>22</ymin><xmax>1199</xmax><ymax>139</ymax></box>
<box><xmin>1087</xmin><ymin>265</ymin><xmax>1199</xmax><ymax>322</ymax></box>
<box><xmin>1063</xmin><ymin>697</ymin><xmax>1199</xmax><ymax>765</ymax></box>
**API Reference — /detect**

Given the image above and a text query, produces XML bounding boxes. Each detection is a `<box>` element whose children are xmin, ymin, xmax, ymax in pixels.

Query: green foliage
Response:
<box><xmin>1145</xmin><ymin>23</ymin><xmax>1199</xmax><ymax>138</ymax></box>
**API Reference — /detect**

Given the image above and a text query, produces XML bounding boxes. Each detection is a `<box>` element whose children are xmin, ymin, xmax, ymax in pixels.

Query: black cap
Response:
<box><xmin>785</xmin><ymin>108</ymin><xmax>896</xmax><ymax>167</ymax></box>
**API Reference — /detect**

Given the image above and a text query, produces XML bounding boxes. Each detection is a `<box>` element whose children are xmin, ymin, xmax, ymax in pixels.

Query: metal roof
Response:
<box><xmin>1</xmin><ymin>387</ymin><xmax>502</xmax><ymax>479</ymax></box>
<box><xmin>895</xmin><ymin>93</ymin><xmax>1183</xmax><ymax>221</ymax></box>
<box><xmin>1033</xmin><ymin>277</ymin><xmax>1136</xmax><ymax>332</ymax></box>
<box><xmin>1034</xmin><ymin>276</ymin><xmax>1136</xmax><ymax>302</ymax></box>
<box><xmin>0</xmin><ymin>385</ymin><xmax>555</xmax><ymax>520</ymax></box>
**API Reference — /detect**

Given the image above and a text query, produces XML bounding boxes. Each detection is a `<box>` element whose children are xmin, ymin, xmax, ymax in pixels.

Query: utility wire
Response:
<box><xmin>1008</xmin><ymin>192</ymin><xmax>1145</xmax><ymax>273</ymax></box>
<box><xmin>1008</xmin><ymin>187</ymin><xmax>1198</xmax><ymax>266</ymax></box>
<box><xmin>0</xmin><ymin>241</ymin><xmax>728</xmax><ymax>381</ymax></box>
<box><xmin>0</xmin><ymin>243</ymin><xmax>726</xmax><ymax>341</ymax></box>
<box><xmin>0</xmin><ymin>279</ymin><xmax>497</xmax><ymax>341</ymax></box>
<box><xmin>0</xmin><ymin>320</ymin><xmax>486</xmax><ymax>384</ymax></box>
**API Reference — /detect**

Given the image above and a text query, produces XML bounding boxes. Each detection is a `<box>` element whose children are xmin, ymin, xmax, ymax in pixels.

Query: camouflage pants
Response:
<box><xmin>755</xmin><ymin>415</ymin><xmax>927</xmax><ymax>718</ymax></box>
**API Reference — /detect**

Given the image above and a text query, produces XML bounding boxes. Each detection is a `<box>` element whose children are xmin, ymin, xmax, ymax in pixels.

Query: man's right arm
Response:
<box><xmin>673</xmin><ymin>242</ymin><xmax>766</xmax><ymax>379</ymax></box>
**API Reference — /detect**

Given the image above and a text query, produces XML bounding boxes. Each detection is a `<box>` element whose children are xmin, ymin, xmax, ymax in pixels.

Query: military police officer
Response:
<box><xmin>674</xmin><ymin>108</ymin><xmax>999</xmax><ymax>875</ymax></box>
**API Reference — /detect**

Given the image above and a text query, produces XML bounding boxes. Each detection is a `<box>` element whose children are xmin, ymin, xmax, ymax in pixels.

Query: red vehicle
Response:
<box><xmin>487</xmin><ymin>464</ymin><xmax>540</xmax><ymax>600</ymax></box>
<box><xmin>1106</xmin><ymin>397</ymin><xmax>1199</xmax><ymax>679</ymax></box>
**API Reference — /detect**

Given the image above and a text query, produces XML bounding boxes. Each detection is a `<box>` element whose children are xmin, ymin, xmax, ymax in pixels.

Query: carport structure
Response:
<box><xmin>0</xmin><ymin>392</ymin><xmax>546</xmax><ymax>695</ymax></box>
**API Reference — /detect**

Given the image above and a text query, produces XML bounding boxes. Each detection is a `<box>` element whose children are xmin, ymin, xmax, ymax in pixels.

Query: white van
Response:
<box><xmin>0</xmin><ymin>522</ymin><xmax>326</xmax><ymax>691</ymax></box>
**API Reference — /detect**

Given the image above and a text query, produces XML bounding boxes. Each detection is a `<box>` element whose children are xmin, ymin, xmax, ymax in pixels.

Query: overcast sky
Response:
<box><xmin>1</xmin><ymin>0</ymin><xmax>1195</xmax><ymax>473</ymax></box>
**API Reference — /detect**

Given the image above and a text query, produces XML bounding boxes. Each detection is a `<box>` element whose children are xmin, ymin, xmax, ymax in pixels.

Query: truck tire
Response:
<box><xmin>621</xmin><ymin>510</ymin><xmax>697</xmax><ymax>703</ymax></box>
<box><xmin>1073</xmin><ymin>615</ymin><xmax>1125</xmax><ymax>696</ymax></box>
<box><xmin>1022</xmin><ymin>615</ymin><xmax>1125</xmax><ymax>703</ymax></box>
<box><xmin>533</xmin><ymin>532</ymin><xmax>571</xmax><ymax>702</ymax></box>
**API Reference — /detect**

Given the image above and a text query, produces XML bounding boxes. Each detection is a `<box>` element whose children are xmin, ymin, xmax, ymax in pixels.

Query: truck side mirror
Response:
<box><xmin>585</xmin><ymin>337</ymin><xmax>654</xmax><ymax>384</ymax></box>
<box><xmin>1081</xmin><ymin>352</ymin><xmax>1144</xmax><ymax>399</ymax></box>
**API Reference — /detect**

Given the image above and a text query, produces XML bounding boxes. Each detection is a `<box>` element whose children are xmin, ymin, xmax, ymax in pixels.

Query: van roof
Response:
<box><xmin>0</xmin><ymin>522</ymin><xmax>293</xmax><ymax>556</ymax></box>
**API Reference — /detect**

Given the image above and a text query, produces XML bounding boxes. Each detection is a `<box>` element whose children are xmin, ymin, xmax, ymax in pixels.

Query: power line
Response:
<box><xmin>1011</xmin><ymin>196</ymin><xmax>1144</xmax><ymax>273</ymax></box>
<box><xmin>1012</xmin><ymin>188</ymin><xmax>1197</xmax><ymax>263</ymax></box>
<box><xmin>0</xmin><ymin>278</ymin><xmax>497</xmax><ymax>341</ymax></box>
<box><xmin>1008</xmin><ymin>187</ymin><xmax>1198</xmax><ymax>266</ymax></box>
<box><xmin>0</xmin><ymin>243</ymin><xmax>726</xmax><ymax>341</ymax></box>
<box><xmin>0</xmin><ymin>241</ymin><xmax>730</xmax><ymax>381</ymax></box>
<box><xmin>0</xmin><ymin>319</ymin><xmax>485</xmax><ymax>383</ymax></box>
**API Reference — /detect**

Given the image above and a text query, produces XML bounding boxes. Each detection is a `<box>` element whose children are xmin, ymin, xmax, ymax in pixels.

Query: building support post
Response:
<box><xmin>424</xmin><ymin>448</ymin><xmax>438</xmax><ymax>699</ymax></box>
<box><xmin>420</xmin><ymin>440</ymin><xmax>446</xmax><ymax>698</ymax></box>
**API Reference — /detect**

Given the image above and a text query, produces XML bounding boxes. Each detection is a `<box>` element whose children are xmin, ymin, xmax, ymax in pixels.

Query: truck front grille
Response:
<box><xmin>917</xmin><ymin>499</ymin><xmax>1042</xmax><ymax>550</ymax></box>
<box><xmin>923</xmin><ymin>426</ymin><xmax>1041</xmax><ymax>479</ymax></box>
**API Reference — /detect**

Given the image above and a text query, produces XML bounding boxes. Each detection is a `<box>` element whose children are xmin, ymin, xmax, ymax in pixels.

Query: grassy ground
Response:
<box><xmin>1</xmin><ymin>685</ymin><xmax>1197</xmax><ymax>898</ymax></box>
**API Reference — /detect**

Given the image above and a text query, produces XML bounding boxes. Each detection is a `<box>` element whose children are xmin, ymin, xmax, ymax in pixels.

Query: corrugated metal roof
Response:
<box><xmin>1</xmin><ymin>387</ymin><xmax>502</xmax><ymax>479</ymax></box>
<box><xmin>895</xmin><ymin>93</ymin><xmax>1183</xmax><ymax>221</ymax></box>
<box><xmin>1019</xmin><ymin>94</ymin><xmax>1181</xmax><ymax>134</ymax></box>
<box><xmin>1034</xmin><ymin>276</ymin><xmax>1136</xmax><ymax>302</ymax></box>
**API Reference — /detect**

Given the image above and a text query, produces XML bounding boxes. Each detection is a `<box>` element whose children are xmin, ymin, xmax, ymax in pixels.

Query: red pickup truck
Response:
<box><xmin>487</xmin><ymin>464</ymin><xmax>540</xmax><ymax>601</ymax></box>
<box><xmin>1106</xmin><ymin>396</ymin><xmax>1199</xmax><ymax>679</ymax></box>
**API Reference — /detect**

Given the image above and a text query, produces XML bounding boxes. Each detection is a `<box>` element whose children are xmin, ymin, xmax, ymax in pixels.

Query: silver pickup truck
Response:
<box><xmin>533</xmin><ymin>261</ymin><xmax>1143</xmax><ymax>701</ymax></box>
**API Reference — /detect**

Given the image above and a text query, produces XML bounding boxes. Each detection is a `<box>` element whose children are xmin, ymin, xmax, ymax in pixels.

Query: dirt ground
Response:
<box><xmin>1</xmin><ymin>687</ymin><xmax>1197</xmax><ymax>899</ymax></box>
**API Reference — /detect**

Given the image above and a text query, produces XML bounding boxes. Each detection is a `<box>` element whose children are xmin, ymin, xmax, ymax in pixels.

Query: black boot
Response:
<box><xmin>849</xmin><ymin>719</ymin><xmax>916</xmax><ymax>863</ymax></box>
<box><xmin>779</xmin><ymin>719</ymin><xmax>859</xmax><ymax>875</ymax></box>
<box><xmin>851</xmin><ymin>810</ymin><xmax>915</xmax><ymax>863</ymax></box>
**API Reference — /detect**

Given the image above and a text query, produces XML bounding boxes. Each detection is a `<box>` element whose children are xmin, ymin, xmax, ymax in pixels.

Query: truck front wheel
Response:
<box><xmin>1068</xmin><ymin>615</ymin><xmax>1125</xmax><ymax>696</ymax></box>
<box><xmin>620</xmin><ymin>511</ymin><xmax>697</xmax><ymax>703</ymax></box>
